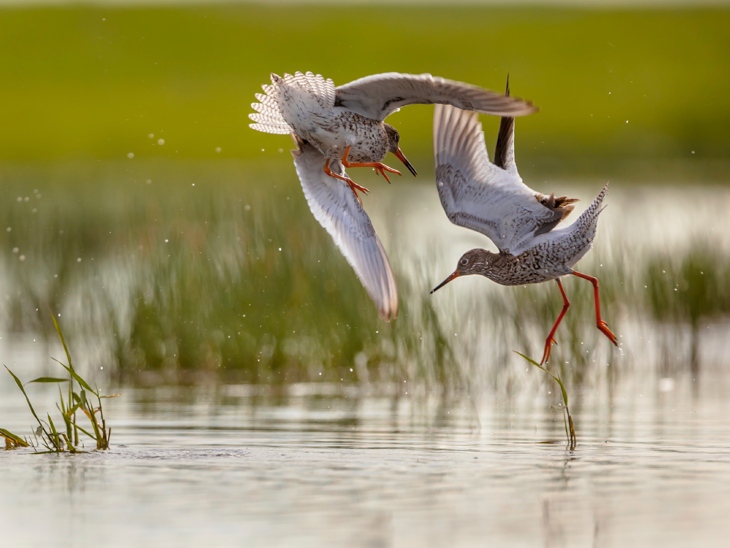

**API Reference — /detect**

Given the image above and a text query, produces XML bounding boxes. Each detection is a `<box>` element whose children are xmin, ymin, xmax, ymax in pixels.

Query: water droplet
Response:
<box><xmin>157</xmin><ymin>138</ymin><xmax>165</xmax><ymax>146</ymax></box>
<box><xmin>127</xmin><ymin>152</ymin><xmax>135</xmax><ymax>159</ymax></box>
<box><xmin>215</xmin><ymin>147</ymin><xmax>222</xmax><ymax>153</ymax></box>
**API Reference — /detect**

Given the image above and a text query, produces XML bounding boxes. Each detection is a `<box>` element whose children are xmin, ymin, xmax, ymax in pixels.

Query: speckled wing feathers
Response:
<box><xmin>292</xmin><ymin>137</ymin><xmax>398</xmax><ymax>321</ymax></box>
<box><xmin>434</xmin><ymin>104</ymin><xmax>563</xmax><ymax>255</ymax></box>
<box><xmin>336</xmin><ymin>72</ymin><xmax>538</xmax><ymax>121</ymax></box>
<box><xmin>272</xmin><ymin>72</ymin><xmax>336</xmax><ymax>138</ymax></box>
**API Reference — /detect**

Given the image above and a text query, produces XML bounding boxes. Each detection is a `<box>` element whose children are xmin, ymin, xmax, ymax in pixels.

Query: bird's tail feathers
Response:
<box><xmin>249</xmin><ymin>78</ymin><xmax>291</xmax><ymax>134</ymax></box>
<box><xmin>575</xmin><ymin>183</ymin><xmax>609</xmax><ymax>232</ymax></box>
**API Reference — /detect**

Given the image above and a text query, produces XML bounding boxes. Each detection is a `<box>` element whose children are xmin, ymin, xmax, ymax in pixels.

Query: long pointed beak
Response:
<box><xmin>430</xmin><ymin>271</ymin><xmax>460</xmax><ymax>294</ymax></box>
<box><xmin>393</xmin><ymin>147</ymin><xmax>417</xmax><ymax>177</ymax></box>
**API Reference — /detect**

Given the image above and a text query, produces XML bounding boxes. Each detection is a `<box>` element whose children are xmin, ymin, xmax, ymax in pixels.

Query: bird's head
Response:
<box><xmin>384</xmin><ymin>124</ymin><xmax>417</xmax><ymax>176</ymax></box>
<box><xmin>430</xmin><ymin>249</ymin><xmax>494</xmax><ymax>293</ymax></box>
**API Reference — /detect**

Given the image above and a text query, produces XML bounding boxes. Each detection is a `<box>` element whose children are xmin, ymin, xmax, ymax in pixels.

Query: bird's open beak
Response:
<box><xmin>393</xmin><ymin>147</ymin><xmax>417</xmax><ymax>177</ymax></box>
<box><xmin>430</xmin><ymin>271</ymin><xmax>460</xmax><ymax>294</ymax></box>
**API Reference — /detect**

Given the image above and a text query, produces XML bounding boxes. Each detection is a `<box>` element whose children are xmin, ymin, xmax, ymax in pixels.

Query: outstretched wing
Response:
<box><xmin>335</xmin><ymin>72</ymin><xmax>537</xmax><ymax>121</ymax></box>
<box><xmin>292</xmin><ymin>137</ymin><xmax>398</xmax><ymax>321</ymax></box>
<box><xmin>434</xmin><ymin>104</ymin><xmax>564</xmax><ymax>256</ymax></box>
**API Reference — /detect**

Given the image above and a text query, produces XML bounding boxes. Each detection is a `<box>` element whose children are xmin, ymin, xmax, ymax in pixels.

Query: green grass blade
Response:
<box><xmin>514</xmin><ymin>351</ymin><xmax>569</xmax><ymax>407</ymax></box>
<box><xmin>47</xmin><ymin>413</ymin><xmax>63</xmax><ymax>451</ymax></box>
<box><xmin>28</xmin><ymin>377</ymin><xmax>70</xmax><ymax>384</ymax></box>
<box><xmin>514</xmin><ymin>351</ymin><xmax>541</xmax><ymax>367</ymax></box>
<box><xmin>4</xmin><ymin>365</ymin><xmax>46</xmax><ymax>433</ymax></box>
<box><xmin>57</xmin><ymin>386</ymin><xmax>73</xmax><ymax>441</ymax></box>
<box><xmin>0</xmin><ymin>428</ymin><xmax>30</xmax><ymax>448</ymax></box>
<box><xmin>514</xmin><ymin>351</ymin><xmax>575</xmax><ymax>448</ymax></box>
<box><xmin>52</xmin><ymin>358</ymin><xmax>98</xmax><ymax>397</ymax></box>
<box><xmin>51</xmin><ymin>313</ymin><xmax>74</xmax><ymax>371</ymax></box>
<box><xmin>67</xmin><ymin>419</ymin><xmax>97</xmax><ymax>442</ymax></box>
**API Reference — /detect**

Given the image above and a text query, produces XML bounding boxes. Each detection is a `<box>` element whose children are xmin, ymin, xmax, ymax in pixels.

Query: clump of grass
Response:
<box><xmin>645</xmin><ymin>242</ymin><xmax>730</xmax><ymax>373</ymax></box>
<box><xmin>2</xmin><ymin>315</ymin><xmax>118</xmax><ymax>452</ymax></box>
<box><xmin>515</xmin><ymin>351</ymin><xmax>576</xmax><ymax>450</ymax></box>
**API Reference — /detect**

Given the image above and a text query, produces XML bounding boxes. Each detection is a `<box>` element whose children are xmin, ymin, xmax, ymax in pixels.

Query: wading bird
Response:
<box><xmin>250</xmin><ymin>71</ymin><xmax>537</xmax><ymax>202</ymax></box>
<box><xmin>249</xmin><ymin>71</ymin><xmax>537</xmax><ymax>320</ymax></box>
<box><xmin>430</xmin><ymin>92</ymin><xmax>618</xmax><ymax>363</ymax></box>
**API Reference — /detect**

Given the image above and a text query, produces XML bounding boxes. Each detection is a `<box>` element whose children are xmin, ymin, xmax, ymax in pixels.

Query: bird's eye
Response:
<box><xmin>460</xmin><ymin>258</ymin><xmax>469</xmax><ymax>266</ymax></box>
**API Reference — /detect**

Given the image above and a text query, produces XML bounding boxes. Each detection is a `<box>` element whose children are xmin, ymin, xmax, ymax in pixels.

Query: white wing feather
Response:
<box><xmin>249</xmin><ymin>82</ymin><xmax>290</xmax><ymax>134</ymax></box>
<box><xmin>292</xmin><ymin>138</ymin><xmax>398</xmax><ymax>321</ymax></box>
<box><xmin>434</xmin><ymin>105</ymin><xmax>561</xmax><ymax>255</ymax></box>
<box><xmin>336</xmin><ymin>72</ymin><xmax>537</xmax><ymax>121</ymax></box>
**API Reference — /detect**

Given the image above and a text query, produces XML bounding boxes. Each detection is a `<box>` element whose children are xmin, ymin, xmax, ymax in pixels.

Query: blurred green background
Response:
<box><xmin>1</xmin><ymin>4</ymin><xmax>728</xmax><ymax>178</ymax></box>
<box><xmin>1</xmin><ymin>3</ymin><xmax>729</xmax><ymax>390</ymax></box>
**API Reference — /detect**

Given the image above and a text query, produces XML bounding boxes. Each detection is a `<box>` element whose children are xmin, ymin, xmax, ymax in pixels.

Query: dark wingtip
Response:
<box><xmin>494</xmin><ymin>74</ymin><xmax>515</xmax><ymax>169</ymax></box>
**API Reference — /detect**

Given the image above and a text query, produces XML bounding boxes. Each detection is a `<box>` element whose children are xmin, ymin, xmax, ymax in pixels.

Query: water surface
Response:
<box><xmin>3</xmin><ymin>368</ymin><xmax>730</xmax><ymax>547</ymax></box>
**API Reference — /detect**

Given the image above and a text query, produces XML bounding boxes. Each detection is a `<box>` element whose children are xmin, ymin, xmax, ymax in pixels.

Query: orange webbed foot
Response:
<box><xmin>323</xmin><ymin>157</ymin><xmax>369</xmax><ymax>205</ymax></box>
<box><xmin>341</xmin><ymin>146</ymin><xmax>402</xmax><ymax>184</ymax></box>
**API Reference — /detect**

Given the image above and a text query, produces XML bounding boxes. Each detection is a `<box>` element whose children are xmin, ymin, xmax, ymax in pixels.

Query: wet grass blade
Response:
<box><xmin>4</xmin><ymin>365</ymin><xmax>46</xmax><ymax>435</ymax></box>
<box><xmin>46</xmin><ymin>413</ymin><xmax>65</xmax><ymax>452</ymax></box>
<box><xmin>514</xmin><ymin>351</ymin><xmax>576</xmax><ymax>450</ymax></box>
<box><xmin>1</xmin><ymin>428</ymin><xmax>30</xmax><ymax>449</ymax></box>
<box><xmin>52</xmin><ymin>358</ymin><xmax>98</xmax><ymax>397</ymax></box>
<box><xmin>28</xmin><ymin>377</ymin><xmax>70</xmax><ymax>384</ymax></box>
<box><xmin>51</xmin><ymin>314</ymin><xmax>74</xmax><ymax>370</ymax></box>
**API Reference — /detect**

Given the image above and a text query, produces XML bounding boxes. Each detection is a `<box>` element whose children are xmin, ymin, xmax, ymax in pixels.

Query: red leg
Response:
<box><xmin>541</xmin><ymin>278</ymin><xmax>570</xmax><ymax>365</ymax></box>
<box><xmin>323</xmin><ymin>158</ymin><xmax>369</xmax><ymax>204</ymax></box>
<box><xmin>572</xmin><ymin>271</ymin><xmax>618</xmax><ymax>346</ymax></box>
<box><xmin>340</xmin><ymin>146</ymin><xmax>402</xmax><ymax>184</ymax></box>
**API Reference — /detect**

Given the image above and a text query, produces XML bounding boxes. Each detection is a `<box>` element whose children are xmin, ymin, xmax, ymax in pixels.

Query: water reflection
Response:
<box><xmin>2</xmin><ymin>372</ymin><xmax>730</xmax><ymax>546</ymax></box>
